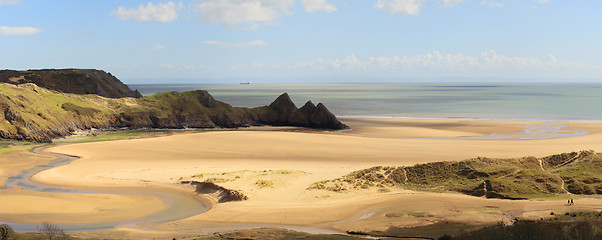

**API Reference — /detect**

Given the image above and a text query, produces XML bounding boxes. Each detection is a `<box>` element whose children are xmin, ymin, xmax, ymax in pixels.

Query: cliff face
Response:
<box><xmin>0</xmin><ymin>70</ymin><xmax>347</xmax><ymax>141</ymax></box>
<box><xmin>0</xmin><ymin>69</ymin><xmax>142</xmax><ymax>98</ymax></box>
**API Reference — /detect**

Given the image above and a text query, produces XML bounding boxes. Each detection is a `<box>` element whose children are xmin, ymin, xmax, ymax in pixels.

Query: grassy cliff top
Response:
<box><xmin>0</xmin><ymin>69</ymin><xmax>141</xmax><ymax>98</ymax></box>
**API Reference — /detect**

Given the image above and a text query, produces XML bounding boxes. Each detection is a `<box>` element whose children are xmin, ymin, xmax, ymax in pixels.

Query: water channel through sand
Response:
<box><xmin>2</xmin><ymin>146</ymin><xmax>208</xmax><ymax>232</ymax></box>
<box><xmin>338</xmin><ymin>121</ymin><xmax>588</xmax><ymax>140</ymax></box>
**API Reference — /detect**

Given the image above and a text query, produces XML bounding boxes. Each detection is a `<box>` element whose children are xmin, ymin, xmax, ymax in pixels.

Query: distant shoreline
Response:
<box><xmin>338</xmin><ymin>118</ymin><xmax>590</xmax><ymax>140</ymax></box>
<box><xmin>338</xmin><ymin>115</ymin><xmax>602</xmax><ymax>122</ymax></box>
<box><xmin>129</xmin><ymin>83</ymin><xmax>602</xmax><ymax>122</ymax></box>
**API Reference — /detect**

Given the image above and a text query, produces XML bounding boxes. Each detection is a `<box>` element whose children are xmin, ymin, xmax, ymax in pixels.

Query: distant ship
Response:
<box><xmin>240</xmin><ymin>82</ymin><xmax>250</xmax><ymax>85</ymax></box>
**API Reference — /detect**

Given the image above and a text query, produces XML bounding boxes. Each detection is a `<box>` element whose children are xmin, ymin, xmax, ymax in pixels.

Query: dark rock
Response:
<box><xmin>269</xmin><ymin>92</ymin><xmax>297</xmax><ymax>113</ymax></box>
<box><xmin>260</xmin><ymin>94</ymin><xmax>348</xmax><ymax>130</ymax></box>
<box><xmin>194</xmin><ymin>90</ymin><xmax>217</xmax><ymax>108</ymax></box>
<box><xmin>308</xmin><ymin>103</ymin><xmax>348</xmax><ymax>129</ymax></box>
<box><xmin>299</xmin><ymin>101</ymin><xmax>316</xmax><ymax>114</ymax></box>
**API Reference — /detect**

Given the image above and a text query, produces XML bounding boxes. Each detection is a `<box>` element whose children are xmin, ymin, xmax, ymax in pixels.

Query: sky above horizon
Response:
<box><xmin>1</xmin><ymin>0</ymin><xmax>601</xmax><ymax>83</ymax></box>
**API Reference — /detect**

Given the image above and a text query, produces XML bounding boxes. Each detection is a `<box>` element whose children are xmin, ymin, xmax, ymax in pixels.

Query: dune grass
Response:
<box><xmin>255</xmin><ymin>180</ymin><xmax>275</xmax><ymax>188</ymax></box>
<box><xmin>385</xmin><ymin>210</ymin><xmax>432</xmax><ymax>218</ymax></box>
<box><xmin>309</xmin><ymin>151</ymin><xmax>602</xmax><ymax>199</ymax></box>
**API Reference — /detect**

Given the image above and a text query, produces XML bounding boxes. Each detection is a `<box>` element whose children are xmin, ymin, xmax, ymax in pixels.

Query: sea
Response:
<box><xmin>129</xmin><ymin>83</ymin><xmax>602</xmax><ymax>121</ymax></box>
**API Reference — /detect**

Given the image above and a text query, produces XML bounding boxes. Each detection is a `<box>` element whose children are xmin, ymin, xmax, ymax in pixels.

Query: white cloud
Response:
<box><xmin>479</xmin><ymin>0</ymin><xmax>503</xmax><ymax>8</ymax></box>
<box><xmin>440</xmin><ymin>0</ymin><xmax>466</xmax><ymax>8</ymax></box>
<box><xmin>374</xmin><ymin>0</ymin><xmax>467</xmax><ymax>16</ymax></box>
<box><xmin>0</xmin><ymin>26</ymin><xmax>43</xmax><ymax>36</ymax></box>
<box><xmin>375</xmin><ymin>0</ymin><xmax>427</xmax><ymax>16</ymax></box>
<box><xmin>0</xmin><ymin>0</ymin><xmax>20</xmax><ymax>5</ymax></box>
<box><xmin>194</xmin><ymin>0</ymin><xmax>294</xmax><ymax>29</ymax></box>
<box><xmin>374</xmin><ymin>0</ymin><xmax>466</xmax><ymax>16</ymax></box>
<box><xmin>229</xmin><ymin>51</ymin><xmax>587</xmax><ymax>77</ymax></box>
<box><xmin>204</xmin><ymin>40</ymin><xmax>270</xmax><ymax>47</ymax></box>
<box><xmin>154</xmin><ymin>44</ymin><xmax>166</xmax><ymax>50</ymax></box>
<box><xmin>302</xmin><ymin>0</ymin><xmax>337</xmax><ymax>13</ymax></box>
<box><xmin>538</xmin><ymin>0</ymin><xmax>550</xmax><ymax>3</ymax></box>
<box><xmin>110</xmin><ymin>1</ymin><xmax>183</xmax><ymax>23</ymax></box>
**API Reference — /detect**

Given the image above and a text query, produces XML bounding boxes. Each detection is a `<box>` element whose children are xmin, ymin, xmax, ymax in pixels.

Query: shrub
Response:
<box><xmin>0</xmin><ymin>224</ymin><xmax>14</xmax><ymax>240</ymax></box>
<box><xmin>36</xmin><ymin>222</ymin><xmax>70</xmax><ymax>240</ymax></box>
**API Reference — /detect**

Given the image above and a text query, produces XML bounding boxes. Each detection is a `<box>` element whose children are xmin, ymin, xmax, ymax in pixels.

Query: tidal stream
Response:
<box><xmin>1</xmin><ymin>145</ymin><xmax>208</xmax><ymax>232</ymax></box>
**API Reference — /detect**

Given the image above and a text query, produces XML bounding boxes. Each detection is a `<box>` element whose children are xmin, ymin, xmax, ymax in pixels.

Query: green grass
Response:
<box><xmin>309</xmin><ymin>151</ymin><xmax>602</xmax><ymax>199</ymax></box>
<box><xmin>0</xmin><ymin>140</ymin><xmax>41</xmax><ymax>154</ymax></box>
<box><xmin>0</xmin><ymin>83</ymin><xmax>134</xmax><ymax>138</ymax></box>
<box><xmin>385</xmin><ymin>210</ymin><xmax>432</xmax><ymax>218</ymax></box>
<box><xmin>551</xmin><ymin>152</ymin><xmax>602</xmax><ymax>194</ymax></box>
<box><xmin>59</xmin><ymin>130</ymin><xmax>165</xmax><ymax>143</ymax></box>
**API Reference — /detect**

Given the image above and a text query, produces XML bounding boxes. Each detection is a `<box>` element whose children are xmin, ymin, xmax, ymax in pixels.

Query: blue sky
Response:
<box><xmin>1</xmin><ymin>0</ymin><xmax>601</xmax><ymax>83</ymax></box>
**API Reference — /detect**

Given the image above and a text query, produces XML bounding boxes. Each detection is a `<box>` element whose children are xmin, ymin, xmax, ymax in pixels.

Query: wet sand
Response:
<box><xmin>2</xmin><ymin>118</ymin><xmax>602</xmax><ymax>237</ymax></box>
<box><xmin>0</xmin><ymin>188</ymin><xmax>167</xmax><ymax>224</ymax></box>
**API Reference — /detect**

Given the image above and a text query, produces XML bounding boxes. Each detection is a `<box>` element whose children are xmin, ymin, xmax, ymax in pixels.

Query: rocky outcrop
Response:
<box><xmin>269</xmin><ymin>92</ymin><xmax>298</xmax><ymax>113</ymax></box>
<box><xmin>0</xmin><ymin>70</ymin><xmax>348</xmax><ymax>141</ymax></box>
<box><xmin>181</xmin><ymin>181</ymin><xmax>248</xmax><ymax>203</ymax></box>
<box><xmin>0</xmin><ymin>69</ymin><xmax>142</xmax><ymax>98</ymax></box>
<box><xmin>259</xmin><ymin>93</ymin><xmax>348</xmax><ymax>130</ymax></box>
<box><xmin>114</xmin><ymin>91</ymin><xmax>347</xmax><ymax>131</ymax></box>
<box><xmin>196</xmin><ymin>90</ymin><xmax>217</xmax><ymax>108</ymax></box>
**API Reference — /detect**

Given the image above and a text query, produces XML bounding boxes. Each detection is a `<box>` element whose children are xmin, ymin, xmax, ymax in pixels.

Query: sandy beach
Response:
<box><xmin>2</xmin><ymin>118</ymin><xmax>602</xmax><ymax>237</ymax></box>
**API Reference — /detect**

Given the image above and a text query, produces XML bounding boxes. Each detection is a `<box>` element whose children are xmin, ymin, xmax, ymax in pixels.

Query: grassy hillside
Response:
<box><xmin>0</xmin><ymin>83</ymin><xmax>135</xmax><ymax>140</ymax></box>
<box><xmin>0</xmin><ymin>82</ymin><xmax>346</xmax><ymax>141</ymax></box>
<box><xmin>308</xmin><ymin>150</ymin><xmax>602</xmax><ymax>199</ymax></box>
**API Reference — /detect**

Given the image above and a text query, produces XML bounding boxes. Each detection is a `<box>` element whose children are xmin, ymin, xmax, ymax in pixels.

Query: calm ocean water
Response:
<box><xmin>129</xmin><ymin>83</ymin><xmax>602</xmax><ymax>121</ymax></box>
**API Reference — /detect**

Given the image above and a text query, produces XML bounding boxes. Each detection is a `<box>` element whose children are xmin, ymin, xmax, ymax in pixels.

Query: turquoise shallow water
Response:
<box><xmin>130</xmin><ymin>83</ymin><xmax>602</xmax><ymax>121</ymax></box>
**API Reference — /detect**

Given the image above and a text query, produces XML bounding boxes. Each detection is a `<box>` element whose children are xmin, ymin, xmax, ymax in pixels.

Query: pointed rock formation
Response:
<box><xmin>260</xmin><ymin>93</ymin><xmax>348</xmax><ymax>130</ymax></box>
<box><xmin>308</xmin><ymin>103</ymin><xmax>348</xmax><ymax>129</ymax></box>
<box><xmin>299</xmin><ymin>100</ymin><xmax>316</xmax><ymax>114</ymax></box>
<box><xmin>269</xmin><ymin>92</ymin><xmax>297</xmax><ymax>113</ymax></box>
